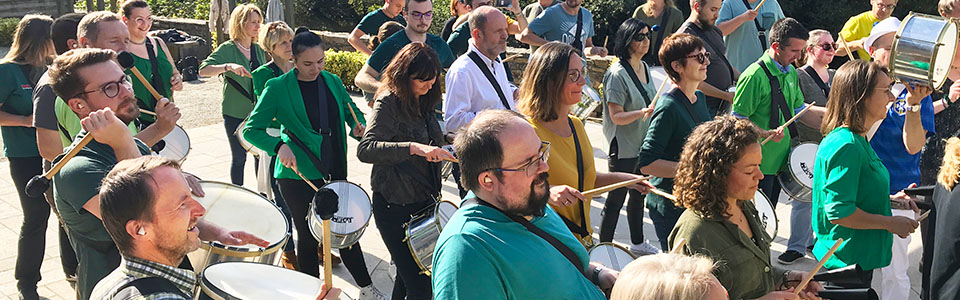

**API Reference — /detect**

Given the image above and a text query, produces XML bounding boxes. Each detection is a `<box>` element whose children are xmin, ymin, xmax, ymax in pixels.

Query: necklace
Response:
<box><xmin>236</xmin><ymin>42</ymin><xmax>250</xmax><ymax>52</ymax></box>
<box><xmin>129</xmin><ymin>38</ymin><xmax>145</xmax><ymax>45</ymax></box>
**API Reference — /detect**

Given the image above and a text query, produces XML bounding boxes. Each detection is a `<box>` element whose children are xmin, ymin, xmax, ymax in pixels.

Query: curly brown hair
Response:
<box><xmin>674</xmin><ymin>116</ymin><xmax>762</xmax><ymax>220</ymax></box>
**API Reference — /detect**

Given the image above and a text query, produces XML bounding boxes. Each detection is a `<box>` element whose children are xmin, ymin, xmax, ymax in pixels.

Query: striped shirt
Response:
<box><xmin>90</xmin><ymin>256</ymin><xmax>196</xmax><ymax>300</ymax></box>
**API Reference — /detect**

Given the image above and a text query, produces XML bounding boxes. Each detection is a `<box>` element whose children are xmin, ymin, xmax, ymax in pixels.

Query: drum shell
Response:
<box><xmin>779</xmin><ymin>143</ymin><xmax>818</xmax><ymax>202</ymax></box>
<box><xmin>308</xmin><ymin>181</ymin><xmax>373</xmax><ymax>249</ymax></box>
<box><xmin>154</xmin><ymin>125</ymin><xmax>191</xmax><ymax>162</ymax></box>
<box><xmin>571</xmin><ymin>86</ymin><xmax>601</xmax><ymax>119</ymax></box>
<box><xmin>587</xmin><ymin>243</ymin><xmax>637</xmax><ymax>272</ymax></box>
<box><xmin>752</xmin><ymin>190</ymin><xmax>778</xmax><ymax>239</ymax></box>
<box><xmin>890</xmin><ymin>13</ymin><xmax>959</xmax><ymax>90</ymax></box>
<box><xmin>778</xmin><ymin>171</ymin><xmax>812</xmax><ymax>202</ymax></box>
<box><xmin>198</xmin><ymin>261</ymin><xmax>354</xmax><ymax>300</ymax></box>
<box><xmin>406</xmin><ymin>201</ymin><xmax>460</xmax><ymax>276</ymax></box>
<box><xmin>234</xmin><ymin>120</ymin><xmax>282</xmax><ymax>158</ymax></box>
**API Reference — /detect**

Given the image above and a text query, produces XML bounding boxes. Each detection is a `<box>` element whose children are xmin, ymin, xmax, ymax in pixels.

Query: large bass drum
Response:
<box><xmin>308</xmin><ymin>181</ymin><xmax>373</xmax><ymax>249</ymax></box>
<box><xmin>890</xmin><ymin>13</ymin><xmax>959</xmax><ymax>90</ymax></box>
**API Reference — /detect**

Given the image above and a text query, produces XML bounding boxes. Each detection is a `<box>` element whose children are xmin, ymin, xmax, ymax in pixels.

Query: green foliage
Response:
<box><xmin>429</xmin><ymin>0</ymin><xmax>453</xmax><ymax>35</ymax></box>
<box><xmin>324</xmin><ymin>49</ymin><xmax>368</xmax><ymax>93</ymax></box>
<box><xmin>780</xmin><ymin>1</ymin><xmax>937</xmax><ymax>33</ymax></box>
<box><xmin>0</xmin><ymin>18</ymin><xmax>18</xmax><ymax>47</ymax></box>
<box><xmin>582</xmin><ymin>0</ymin><xmax>643</xmax><ymax>46</ymax></box>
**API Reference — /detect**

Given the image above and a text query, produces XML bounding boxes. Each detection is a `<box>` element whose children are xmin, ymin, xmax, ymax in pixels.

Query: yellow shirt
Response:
<box><xmin>839</xmin><ymin>11</ymin><xmax>880</xmax><ymax>61</ymax></box>
<box><xmin>530</xmin><ymin>116</ymin><xmax>598</xmax><ymax>247</ymax></box>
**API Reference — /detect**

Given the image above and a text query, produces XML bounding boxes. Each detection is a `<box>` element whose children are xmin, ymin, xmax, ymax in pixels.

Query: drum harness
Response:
<box><xmin>758</xmin><ymin>63</ymin><xmax>799</xmax><ymax>139</ymax></box>
<box><xmin>740</xmin><ymin>0</ymin><xmax>767</xmax><ymax>49</ymax></box>
<box><xmin>619</xmin><ymin>62</ymin><xmax>652</xmax><ymax>106</ymax></box>
<box><xmin>467</xmin><ymin>51</ymin><xmax>512</xmax><ymax>110</ymax></box>
<box><xmin>113</xmin><ymin>277</ymin><xmax>190</xmax><ymax>299</ymax></box>
<box><xmin>559</xmin><ymin>117</ymin><xmax>592</xmax><ymax>239</ymax></box>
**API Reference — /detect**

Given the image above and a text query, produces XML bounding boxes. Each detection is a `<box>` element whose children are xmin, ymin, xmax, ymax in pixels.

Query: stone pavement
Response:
<box><xmin>0</xmin><ymin>94</ymin><xmax>924</xmax><ymax>299</ymax></box>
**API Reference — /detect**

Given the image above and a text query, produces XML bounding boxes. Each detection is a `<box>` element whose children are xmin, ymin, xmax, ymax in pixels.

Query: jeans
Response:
<box><xmin>649</xmin><ymin>204</ymin><xmax>685</xmax><ymax>250</ymax></box>
<box><xmin>223</xmin><ymin>115</ymin><xmax>256</xmax><ymax>185</ymax></box>
<box><xmin>759</xmin><ymin>174</ymin><xmax>782</xmax><ymax>209</ymax></box>
<box><xmin>786</xmin><ymin>200</ymin><xmax>815</xmax><ymax>253</ymax></box>
<box><xmin>10</xmin><ymin>156</ymin><xmax>49</xmax><ymax>292</ymax></box>
<box><xmin>372</xmin><ymin>192</ymin><xmax>433</xmax><ymax>300</ymax></box>
<box><xmin>599</xmin><ymin>140</ymin><xmax>646</xmax><ymax>244</ymax></box>
<box><xmin>277</xmin><ymin>179</ymin><xmax>372</xmax><ymax>287</ymax></box>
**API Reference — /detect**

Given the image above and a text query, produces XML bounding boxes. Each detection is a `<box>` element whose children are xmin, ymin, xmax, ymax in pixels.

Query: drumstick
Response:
<box><xmin>139</xmin><ymin>109</ymin><xmax>156</xmax><ymax>116</ymax></box>
<box><xmin>292</xmin><ymin>167</ymin><xmax>333</xmax><ymax>293</ymax></box>
<box><xmin>117</xmin><ymin>52</ymin><xmax>164</xmax><ymax>102</ymax></box>
<box><xmin>760</xmin><ymin>104</ymin><xmax>815</xmax><ymax>145</ymax></box>
<box><xmin>603</xmin><ymin>36</ymin><xmax>609</xmax><ymax>49</ymax></box>
<box><xmin>24</xmin><ymin>134</ymin><xmax>96</xmax><ymax>197</ymax></box>
<box><xmin>581</xmin><ymin>176</ymin><xmax>649</xmax><ymax>198</ymax></box>
<box><xmin>643</xmin><ymin>78</ymin><xmax>671</xmax><ymax>121</ymax></box>
<box><xmin>838</xmin><ymin>34</ymin><xmax>856</xmax><ymax>61</ymax></box>
<box><xmin>346</xmin><ymin>102</ymin><xmax>361</xmax><ymax>129</ymax></box>
<box><xmin>648</xmin><ymin>186</ymin><xmax>677</xmax><ymax>202</ymax></box>
<box><xmin>754</xmin><ymin>0</ymin><xmax>769</xmax><ymax>11</ymax></box>
<box><xmin>794</xmin><ymin>238</ymin><xmax>844</xmax><ymax>296</ymax></box>
<box><xmin>443</xmin><ymin>156</ymin><xmax>460</xmax><ymax>164</ymax></box>
<box><xmin>916</xmin><ymin>210</ymin><xmax>931</xmax><ymax>223</ymax></box>
<box><xmin>670</xmin><ymin>238</ymin><xmax>686</xmax><ymax>254</ymax></box>
<box><xmin>503</xmin><ymin>54</ymin><xmax>525</xmax><ymax>63</ymax></box>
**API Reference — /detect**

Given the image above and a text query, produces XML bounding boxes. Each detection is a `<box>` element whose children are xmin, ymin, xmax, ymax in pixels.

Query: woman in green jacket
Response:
<box><xmin>121</xmin><ymin>0</ymin><xmax>181</xmax><ymax>127</ymax></box>
<box><xmin>199</xmin><ymin>4</ymin><xmax>267</xmax><ymax>186</ymax></box>
<box><xmin>668</xmin><ymin>116</ymin><xmax>820</xmax><ymax>300</ymax></box>
<box><xmin>242</xmin><ymin>28</ymin><xmax>387</xmax><ymax>300</ymax></box>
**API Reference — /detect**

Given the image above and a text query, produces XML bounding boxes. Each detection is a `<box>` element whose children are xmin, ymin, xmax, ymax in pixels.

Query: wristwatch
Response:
<box><xmin>904</xmin><ymin>103</ymin><xmax>922</xmax><ymax>112</ymax></box>
<box><xmin>591</xmin><ymin>265</ymin><xmax>603</xmax><ymax>284</ymax></box>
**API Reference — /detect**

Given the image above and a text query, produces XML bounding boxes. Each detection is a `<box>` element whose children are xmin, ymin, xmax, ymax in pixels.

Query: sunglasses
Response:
<box><xmin>816</xmin><ymin>43</ymin><xmax>838</xmax><ymax>51</ymax></box>
<box><xmin>633</xmin><ymin>32</ymin><xmax>650</xmax><ymax>42</ymax></box>
<box><xmin>685</xmin><ymin>52</ymin><xmax>711</xmax><ymax>64</ymax></box>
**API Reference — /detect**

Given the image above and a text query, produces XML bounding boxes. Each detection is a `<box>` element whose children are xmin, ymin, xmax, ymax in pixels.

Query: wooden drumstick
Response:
<box><xmin>838</xmin><ymin>34</ymin><xmax>857</xmax><ymax>61</ymax></box>
<box><xmin>648</xmin><ymin>186</ymin><xmax>677</xmax><ymax>202</ymax></box>
<box><xmin>643</xmin><ymin>78</ymin><xmax>671</xmax><ymax>121</ymax></box>
<box><xmin>139</xmin><ymin>109</ymin><xmax>156</xmax><ymax>116</ymax></box>
<box><xmin>117</xmin><ymin>52</ymin><xmax>164</xmax><ymax>102</ymax></box>
<box><xmin>346</xmin><ymin>102</ymin><xmax>361</xmax><ymax>129</ymax></box>
<box><xmin>754</xmin><ymin>0</ymin><xmax>769</xmax><ymax>11</ymax></box>
<box><xmin>581</xmin><ymin>176</ymin><xmax>648</xmax><ymax>198</ymax></box>
<box><xmin>794</xmin><ymin>238</ymin><xmax>843</xmax><ymax>296</ymax></box>
<box><xmin>916</xmin><ymin>210</ymin><xmax>931</xmax><ymax>223</ymax></box>
<box><xmin>671</xmin><ymin>238</ymin><xmax>686</xmax><ymax>254</ymax></box>
<box><xmin>603</xmin><ymin>36</ymin><xmax>609</xmax><ymax>49</ymax></box>
<box><xmin>760</xmin><ymin>104</ymin><xmax>815</xmax><ymax>145</ymax></box>
<box><xmin>292</xmin><ymin>167</ymin><xmax>333</xmax><ymax>293</ymax></box>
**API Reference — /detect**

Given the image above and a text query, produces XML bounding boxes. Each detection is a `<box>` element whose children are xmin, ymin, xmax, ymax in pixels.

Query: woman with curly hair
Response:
<box><xmin>668</xmin><ymin>116</ymin><xmax>821</xmax><ymax>300</ymax></box>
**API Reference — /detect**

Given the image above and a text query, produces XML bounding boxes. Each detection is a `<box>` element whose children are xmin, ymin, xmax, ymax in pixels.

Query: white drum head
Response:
<box><xmin>195</xmin><ymin>181</ymin><xmax>288</xmax><ymax>248</ymax></box>
<box><xmin>203</xmin><ymin>262</ymin><xmax>350</xmax><ymax>299</ymax></box>
<box><xmin>156</xmin><ymin>125</ymin><xmax>190</xmax><ymax>162</ymax></box>
<box><xmin>588</xmin><ymin>243</ymin><xmax>636</xmax><ymax>272</ymax></box>
<box><xmin>752</xmin><ymin>190</ymin><xmax>777</xmax><ymax>239</ymax></box>
<box><xmin>934</xmin><ymin>20</ymin><xmax>959</xmax><ymax>87</ymax></box>
<box><xmin>789</xmin><ymin>143</ymin><xmax>819</xmax><ymax>188</ymax></box>
<box><xmin>323</xmin><ymin>181</ymin><xmax>373</xmax><ymax>235</ymax></box>
<box><xmin>436</xmin><ymin>201</ymin><xmax>459</xmax><ymax>228</ymax></box>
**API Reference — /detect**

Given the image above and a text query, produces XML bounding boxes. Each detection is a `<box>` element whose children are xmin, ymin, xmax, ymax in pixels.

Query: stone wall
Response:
<box><xmin>0</xmin><ymin>0</ymin><xmax>72</xmax><ymax>18</ymax></box>
<box><xmin>151</xmin><ymin>17</ymin><xmax>213</xmax><ymax>62</ymax></box>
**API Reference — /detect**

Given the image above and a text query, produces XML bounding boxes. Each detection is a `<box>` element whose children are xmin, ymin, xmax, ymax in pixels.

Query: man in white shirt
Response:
<box><xmin>444</xmin><ymin>6</ymin><xmax>518</xmax><ymax>135</ymax></box>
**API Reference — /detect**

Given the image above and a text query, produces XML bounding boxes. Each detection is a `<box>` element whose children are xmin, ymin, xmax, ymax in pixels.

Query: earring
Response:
<box><xmin>138</xmin><ymin>228</ymin><xmax>145</xmax><ymax>235</ymax></box>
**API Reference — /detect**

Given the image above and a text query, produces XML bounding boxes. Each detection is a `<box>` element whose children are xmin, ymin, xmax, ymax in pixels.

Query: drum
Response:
<box><xmin>234</xmin><ymin>120</ymin><xmax>281</xmax><ymax>158</ymax></box>
<box><xmin>752</xmin><ymin>190</ymin><xmax>778</xmax><ymax>239</ymax></box>
<box><xmin>778</xmin><ymin>143</ymin><xmax>818</xmax><ymax>202</ymax></box>
<box><xmin>570</xmin><ymin>85</ymin><xmax>601</xmax><ymax>119</ymax></box>
<box><xmin>406</xmin><ymin>200</ymin><xmax>460</xmax><ymax>276</ymax></box>
<box><xmin>151</xmin><ymin>125</ymin><xmax>190</xmax><ymax>162</ymax></box>
<box><xmin>187</xmin><ymin>181</ymin><xmax>290</xmax><ymax>272</ymax></box>
<box><xmin>650</xmin><ymin>66</ymin><xmax>668</xmax><ymax>91</ymax></box>
<box><xmin>199</xmin><ymin>261</ymin><xmax>353</xmax><ymax>300</ymax></box>
<box><xmin>890</xmin><ymin>13</ymin><xmax>959</xmax><ymax>90</ymax></box>
<box><xmin>308</xmin><ymin>181</ymin><xmax>373</xmax><ymax>249</ymax></box>
<box><xmin>588</xmin><ymin>243</ymin><xmax>637</xmax><ymax>272</ymax></box>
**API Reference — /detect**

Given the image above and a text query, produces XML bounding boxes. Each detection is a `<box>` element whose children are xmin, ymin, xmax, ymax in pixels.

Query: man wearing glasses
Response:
<box><xmin>354</xmin><ymin>0</ymin><xmax>456</xmax><ymax>106</ymax></box>
<box><xmin>432</xmin><ymin>109</ymin><xmax>619</xmax><ymax>299</ymax></box>
<box><xmin>679</xmin><ymin>0</ymin><xmax>739</xmax><ymax>116</ymax></box>
<box><xmin>837</xmin><ymin>0</ymin><xmax>898</xmax><ymax>61</ymax></box>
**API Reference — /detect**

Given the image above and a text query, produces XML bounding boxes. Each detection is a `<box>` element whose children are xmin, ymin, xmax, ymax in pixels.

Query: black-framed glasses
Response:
<box><xmin>408</xmin><ymin>11</ymin><xmax>434</xmax><ymax>19</ymax></box>
<box><xmin>633</xmin><ymin>32</ymin><xmax>650</xmax><ymax>42</ymax></box>
<box><xmin>489</xmin><ymin>141</ymin><xmax>551</xmax><ymax>177</ymax></box>
<box><xmin>72</xmin><ymin>75</ymin><xmax>131</xmax><ymax>99</ymax></box>
<box><xmin>685</xmin><ymin>52</ymin><xmax>711</xmax><ymax>64</ymax></box>
<box><xmin>817</xmin><ymin>43</ymin><xmax>838</xmax><ymax>51</ymax></box>
<box><xmin>567</xmin><ymin>68</ymin><xmax>587</xmax><ymax>83</ymax></box>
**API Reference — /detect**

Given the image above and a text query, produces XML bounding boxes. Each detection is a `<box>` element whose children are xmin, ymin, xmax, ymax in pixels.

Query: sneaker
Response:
<box><xmin>629</xmin><ymin>241</ymin><xmax>661</xmax><ymax>256</ymax></box>
<box><xmin>777</xmin><ymin>250</ymin><xmax>805</xmax><ymax>265</ymax></box>
<box><xmin>359</xmin><ymin>285</ymin><xmax>390</xmax><ymax>300</ymax></box>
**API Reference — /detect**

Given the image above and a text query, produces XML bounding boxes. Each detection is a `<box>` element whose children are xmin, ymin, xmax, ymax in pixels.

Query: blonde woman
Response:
<box><xmin>611</xmin><ymin>253</ymin><xmax>727</xmax><ymax>300</ymax></box>
<box><xmin>927</xmin><ymin>137</ymin><xmax>960</xmax><ymax>299</ymax></box>
<box><xmin>0</xmin><ymin>14</ymin><xmax>54</xmax><ymax>299</ymax></box>
<box><xmin>199</xmin><ymin>4</ymin><xmax>267</xmax><ymax>186</ymax></box>
<box><xmin>632</xmin><ymin>0</ymin><xmax>684</xmax><ymax>66</ymax></box>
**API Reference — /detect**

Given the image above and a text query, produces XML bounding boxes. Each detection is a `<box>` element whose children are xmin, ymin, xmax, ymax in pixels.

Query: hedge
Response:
<box><xmin>0</xmin><ymin>18</ymin><xmax>18</xmax><ymax>47</ymax></box>
<box><xmin>324</xmin><ymin>49</ymin><xmax>367</xmax><ymax>93</ymax></box>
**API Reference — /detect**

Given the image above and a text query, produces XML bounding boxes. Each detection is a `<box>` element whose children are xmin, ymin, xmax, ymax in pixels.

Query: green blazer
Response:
<box><xmin>242</xmin><ymin>69</ymin><xmax>365</xmax><ymax>180</ymax></box>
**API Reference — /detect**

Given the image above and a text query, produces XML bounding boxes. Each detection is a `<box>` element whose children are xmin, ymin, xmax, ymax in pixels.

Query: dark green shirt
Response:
<box><xmin>356</xmin><ymin>8</ymin><xmax>406</xmax><ymax>35</ymax></box>
<box><xmin>637</xmin><ymin>89</ymin><xmax>712</xmax><ymax>214</ymax></box>
<box><xmin>669</xmin><ymin>200</ymin><xmax>787</xmax><ymax>300</ymax></box>
<box><xmin>0</xmin><ymin>62</ymin><xmax>40</xmax><ymax>157</ymax></box>
<box><xmin>126</xmin><ymin>37</ymin><xmax>175</xmax><ymax>124</ymax></box>
<box><xmin>199</xmin><ymin>40</ymin><xmax>267</xmax><ymax>119</ymax></box>
<box><xmin>446</xmin><ymin>21</ymin><xmax>471</xmax><ymax>58</ymax></box>
<box><xmin>367</xmin><ymin>30</ymin><xmax>455</xmax><ymax>73</ymax></box>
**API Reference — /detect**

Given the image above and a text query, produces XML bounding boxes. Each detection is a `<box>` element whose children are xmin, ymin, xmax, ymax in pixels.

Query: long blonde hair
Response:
<box><xmin>229</xmin><ymin>4</ymin><xmax>263</xmax><ymax>42</ymax></box>
<box><xmin>939</xmin><ymin>137</ymin><xmax>960</xmax><ymax>190</ymax></box>
<box><xmin>2</xmin><ymin>14</ymin><xmax>55</xmax><ymax>67</ymax></box>
<box><xmin>611</xmin><ymin>253</ymin><xmax>718</xmax><ymax>300</ymax></box>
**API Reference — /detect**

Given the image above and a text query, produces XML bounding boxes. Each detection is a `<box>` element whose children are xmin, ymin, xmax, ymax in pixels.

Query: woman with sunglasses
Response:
<box><xmin>357</xmin><ymin>42</ymin><xmax>450</xmax><ymax>300</ymax></box>
<box><xmin>121</xmin><ymin>0</ymin><xmax>182</xmax><ymax>127</ymax></box>
<box><xmin>516</xmin><ymin>41</ymin><xmax>650</xmax><ymax>249</ymax></box>
<box><xmin>599</xmin><ymin>18</ymin><xmax>659</xmax><ymax>255</ymax></box>
<box><xmin>635</xmin><ymin>33</ymin><xmax>713</xmax><ymax>250</ymax></box>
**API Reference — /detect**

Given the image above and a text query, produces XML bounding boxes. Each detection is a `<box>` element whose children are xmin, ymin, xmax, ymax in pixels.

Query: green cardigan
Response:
<box><xmin>200</xmin><ymin>40</ymin><xmax>268</xmax><ymax>119</ymax></box>
<box><xmin>242</xmin><ymin>69</ymin><xmax>365</xmax><ymax>180</ymax></box>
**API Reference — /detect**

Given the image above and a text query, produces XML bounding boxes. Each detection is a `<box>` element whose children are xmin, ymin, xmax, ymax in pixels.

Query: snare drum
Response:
<box><xmin>308</xmin><ymin>181</ymin><xmax>373</xmax><ymax>249</ymax></box>
<box><xmin>406</xmin><ymin>200</ymin><xmax>460</xmax><ymax>276</ymax></box>
<box><xmin>588</xmin><ymin>243</ymin><xmax>637</xmax><ymax>272</ymax></box>
<box><xmin>752</xmin><ymin>190</ymin><xmax>778</xmax><ymax>239</ymax></box>
<box><xmin>199</xmin><ymin>261</ymin><xmax>353</xmax><ymax>300</ymax></box>
<box><xmin>151</xmin><ymin>125</ymin><xmax>190</xmax><ymax>162</ymax></box>
<box><xmin>570</xmin><ymin>86</ymin><xmax>601</xmax><ymax>119</ymax></box>
<box><xmin>235</xmin><ymin>120</ymin><xmax>281</xmax><ymax>158</ymax></box>
<box><xmin>778</xmin><ymin>143</ymin><xmax>818</xmax><ymax>202</ymax></box>
<box><xmin>187</xmin><ymin>181</ymin><xmax>290</xmax><ymax>272</ymax></box>
<box><xmin>891</xmin><ymin>13</ymin><xmax>959</xmax><ymax>90</ymax></box>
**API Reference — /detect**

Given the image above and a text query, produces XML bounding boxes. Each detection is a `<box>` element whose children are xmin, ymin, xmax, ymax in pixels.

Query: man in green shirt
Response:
<box><xmin>348</xmin><ymin>0</ymin><xmax>407</xmax><ymax>55</ymax></box>
<box><xmin>732</xmin><ymin>18</ymin><xmax>824</xmax><ymax>207</ymax></box>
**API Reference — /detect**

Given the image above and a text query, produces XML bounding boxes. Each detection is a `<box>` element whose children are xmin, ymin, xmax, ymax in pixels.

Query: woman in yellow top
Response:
<box><xmin>516</xmin><ymin>41</ymin><xmax>651</xmax><ymax>248</ymax></box>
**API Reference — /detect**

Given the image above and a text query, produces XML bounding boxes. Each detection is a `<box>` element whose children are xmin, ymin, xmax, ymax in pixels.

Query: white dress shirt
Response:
<box><xmin>444</xmin><ymin>41</ymin><xmax>518</xmax><ymax>133</ymax></box>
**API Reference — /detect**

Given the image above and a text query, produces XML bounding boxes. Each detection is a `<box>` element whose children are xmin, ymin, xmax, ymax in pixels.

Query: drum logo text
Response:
<box><xmin>801</xmin><ymin>162</ymin><xmax>813</xmax><ymax>180</ymax></box>
<box><xmin>332</xmin><ymin>216</ymin><xmax>354</xmax><ymax>223</ymax></box>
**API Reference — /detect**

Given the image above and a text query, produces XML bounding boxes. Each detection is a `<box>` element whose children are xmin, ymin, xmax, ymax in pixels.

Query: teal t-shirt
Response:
<box><xmin>812</xmin><ymin>127</ymin><xmax>893</xmax><ymax>270</ymax></box>
<box><xmin>716</xmin><ymin>0</ymin><xmax>785</xmax><ymax>72</ymax></box>
<box><xmin>526</xmin><ymin>4</ymin><xmax>595</xmax><ymax>53</ymax></box>
<box><xmin>357</xmin><ymin>8</ymin><xmax>406</xmax><ymax>35</ymax></box>
<box><xmin>367</xmin><ymin>30</ymin><xmax>455</xmax><ymax>73</ymax></box>
<box><xmin>0</xmin><ymin>62</ymin><xmax>40</xmax><ymax>157</ymax></box>
<box><xmin>432</xmin><ymin>193</ymin><xmax>605</xmax><ymax>300</ymax></box>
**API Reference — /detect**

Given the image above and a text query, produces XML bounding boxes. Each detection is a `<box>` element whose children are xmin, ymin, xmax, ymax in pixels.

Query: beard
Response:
<box><xmin>155</xmin><ymin>221</ymin><xmax>201</xmax><ymax>266</ymax></box>
<box><xmin>697</xmin><ymin>15</ymin><xmax>715</xmax><ymax>29</ymax></box>
<box><xmin>500</xmin><ymin>172</ymin><xmax>550</xmax><ymax>217</ymax></box>
<box><xmin>115</xmin><ymin>95</ymin><xmax>140</xmax><ymax>125</ymax></box>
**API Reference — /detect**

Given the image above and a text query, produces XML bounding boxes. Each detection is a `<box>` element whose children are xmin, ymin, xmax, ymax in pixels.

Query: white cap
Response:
<box><xmin>863</xmin><ymin>17</ymin><xmax>901</xmax><ymax>51</ymax></box>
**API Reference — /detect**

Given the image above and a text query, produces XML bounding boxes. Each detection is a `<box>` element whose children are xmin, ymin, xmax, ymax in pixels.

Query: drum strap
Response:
<box><xmin>619</xmin><ymin>61</ymin><xmax>652</xmax><ymax>105</ymax></box>
<box><xmin>144</xmin><ymin>37</ymin><xmax>166</xmax><ymax>102</ymax></box>
<box><xmin>465</xmin><ymin>197</ymin><xmax>589</xmax><ymax>280</ymax></box>
<box><xmin>283</xmin><ymin>129</ymin><xmax>329</xmax><ymax>181</ymax></box>
<box><xmin>758</xmin><ymin>63</ymin><xmax>798</xmax><ymax>138</ymax></box>
<box><xmin>652</xmin><ymin>8</ymin><xmax>671</xmax><ymax>64</ymax></box>
<box><xmin>467</xmin><ymin>51</ymin><xmax>512</xmax><ymax>110</ymax></box>
<box><xmin>571</xmin><ymin>9</ymin><xmax>584</xmax><ymax>53</ymax></box>
<box><xmin>740</xmin><ymin>0</ymin><xmax>767</xmax><ymax>49</ymax></box>
<box><xmin>113</xmin><ymin>277</ymin><xmax>189</xmax><ymax>299</ymax></box>
<box><xmin>684</xmin><ymin>23</ymin><xmax>735</xmax><ymax>81</ymax></box>
<box><xmin>225</xmin><ymin>76</ymin><xmax>257</xmax><ymax>104</ymax></box>
<box><xmin>801</xmin><ymin>65</ymin><xmax>830</xmax><ymax>97</ymax></box>
<box><xmin>558</xmin><ymin>117</ymin><xmax>590</xmax><ymax>238</ymax></box>
<box><xmin>670</xmin><ymin>88</ymin><xmax>702</xmax><ymax>124</ymax></box>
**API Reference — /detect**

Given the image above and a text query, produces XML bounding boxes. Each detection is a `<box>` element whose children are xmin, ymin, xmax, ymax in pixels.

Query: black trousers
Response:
<box><xmin>277</xmin><ymin>178</ymin><xmax>372</xmax><ymax>287</ymax></box>
<box><xmin>599</xmin><ymin>139</ymin><xmax>646</xmax><ymax>244</ymax></box>
<box><xmin>223</xmin><ymin>115</ymin><xmax>257</xmax><ymax>186</ymax></box>
<box><xmin>10</xmin><ymin>156</ymin><xmax>49</xmax><ymax>291</ymax></box>
<box><xmin>372</xmin><ymin>192</ymin><xmax>433</xmax><ymax>300</ymax></box>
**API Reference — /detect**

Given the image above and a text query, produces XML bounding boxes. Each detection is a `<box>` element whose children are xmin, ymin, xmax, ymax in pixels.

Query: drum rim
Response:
<box><xmin>891</xmin><ymin>12</ymin><xmax>957</xmax><ymax>90</ymax></box>
<box><xmin>405</xmin><ymin>200</ymin><xmax>459</xmax><ymax>276</ymax></box>
<box><xmin>234</xmin><ymin>119</ymin><xmax>259</xmax><ymax>157</ymax></box>
<box><xmin>781</xmin><ymin>143</ymin><xmax>817</xmax><ymax>202</ymax></box>
<box><xmin>196</xmin><ymin>181</ymin><xmax>292</xmax><ymax>254</ymax></box>
<box><xmin>307</xmin><ymin>180</ymin><xmax>373</xmax><ymax>249</ymax></box>
<box><xmin>433</xmin><ymin>200</ymin><xmax>460</xmax><ymax>228</ymax></box>
<box><xmin>200</xmin><ymin>261</ymin><xmax>322</xmax><ymax>300</ymax></box>
<box><xmin>154</xmin><ymin>125</ymin><xmax>191</xmax><ymax>162</ymax></box>
<box><xmin>320</xmin><ymin>180</ymin><xmax>374</xmax><ymax>226</ymax></box>
<box><xmin>778</xmin><ymin>171</ymin><xmax>813</xmax><ymax>203</ymax></box>
<box><xmin>588</xmin><ymin>242</ymin><xmax>638</xmax><ymax>259</ymax></box>
<box><xmin>752</xmin><ymin>190</ymin><xmax>779</xmax><ymax>239</ymax></box>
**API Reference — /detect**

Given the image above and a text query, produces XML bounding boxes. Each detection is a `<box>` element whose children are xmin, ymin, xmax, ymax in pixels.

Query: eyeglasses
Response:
<box><xmin>134</xmin><ymin>16</ymin><xmax>153</xmax><ymax>25</ymax></box>
<box><xmin>816</xmin><ymin>43</ymin><xmax>838</xmax><ymax>51</ymax></box>
<box><xmin>73</xmin><ymin>75</ymin><xmax>131</xmax><ymax>99</ymax></box>
<box><xmin>567</xmin><ymin>68</ymin><xmax>587</xmax><ymax>83</ymax></box>
<box><xmin>490</xmin><ymin>141</ymin><xmax>551</xmax><ymax>177</ymax></box>
<box><xmin>685</xmin><ymin>52</ymin><xmax>711</xmax><ymax>64</ymax></box>
<box><xmin>408</xmin><ymin>11</ymin><xmax>434</xmax><ymax>19</ymax></box>
<box><xmin>633</xmin><ymin>32</ymin><xmax>650</xmax><ymax>42</ymax></box>
<box><xmin>875</xmin><ymin>3</ymin><xmax>896</xmax><ymax>10</ymax></box>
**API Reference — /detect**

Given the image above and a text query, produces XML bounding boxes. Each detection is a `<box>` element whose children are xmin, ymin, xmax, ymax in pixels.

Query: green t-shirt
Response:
<box><xmin>632</xmin><ymin>6</ymin><xmax>685</xmax><ymax>66</ymax></box>
<box><xmin>125</xmin><ymin>37</ymin><xmax>175</xmax><ymax>124</ymax></box>
<box><xmin>601</xmin><ymin>60</ymin><xmax>654</xmax><ymax>159</ymax></box>
<box><xmin>54</xmin><ymin>98</ymin><xmax>139</xmax><ymax>147</ymax></box>
<box><xmin>366</xmin><ymin>30</ymin><xmax>455</xmax><ymax>73</ymax></box>
<box><xmin>356</xmin><ymin>8</ymin><xmax>406</xmax><ymax>35</ymax></box>
<box><xmin>812</xmin><ymin>127</ymin><xmax>893</xmax><ymax>270</ymax></box>
<box><xmin>732</xmin><ymin>53</ymin><xmax>805</xmax><ymax>175</ymax></box>
<box><xmin>0</xmin><ymin>62</ymin><xmax>40</xmax><ymax>157</ymax></box>
<box><xmin>200</xmin><ymin>40</ymin><xmax>268</xmax><ymax>119</ymax></box>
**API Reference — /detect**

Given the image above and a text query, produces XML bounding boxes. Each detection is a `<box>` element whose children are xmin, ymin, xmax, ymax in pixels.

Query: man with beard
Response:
<box><xmin>48</xmin><ymin>48</ymin><xmax>267</xmax><ymax>300</ymax></box>
<box><xmin>431</xmin><ymin>110</ymin><xmax>616</xmax><ymax>299</ymax></box>
<box><xmin>679</xmin><ymin>0</ymin><xmax>738</xmax><ymax>116</ymax></box>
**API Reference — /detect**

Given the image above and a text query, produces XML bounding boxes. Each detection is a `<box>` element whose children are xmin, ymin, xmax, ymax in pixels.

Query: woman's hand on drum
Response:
<box><xmin>410</xmin><ymin>142</ymin><xmax>455</xmax><ymax>163</ymax></box>
<box><xmin>351</xmin><ymin>124</ymin><xmax>365</xmax><ymax>137</ymax></box>
<box><xmin>905</xmin><ymin>83</ymin><xmax>932</xmax><ymax>105</ymax></box>
<box><xmin>589</xmin><ymin>262</ymin><xmax>619</xmax><ymax>291</ymax></box>
<box><xmin>183</xmin><ymin>172</ymin><xmax>205</xmax><ymax>197</ymax></box>
<box><xmin>549</xmin><ymin>185</ymin><xmax>586</xmax><ymax>207</ymax></box>
<box><xmin>278</xmin><ymin>144</ymin><xmax>297</xmax><ymax>170</ymax></box>
<box><xmin>891</xmin><ymin>183</ymin><xmax>921</xmax><ymax>214</ymax></box>
<box><xmin>784</xmin><ymin>271</ymin><xmax>823</xmax><ymax>300</ymax></box>
<box><xmin>315</xmin><ymin>284</ymin><xmax>341</xmax><ymax>300</ymax></box>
